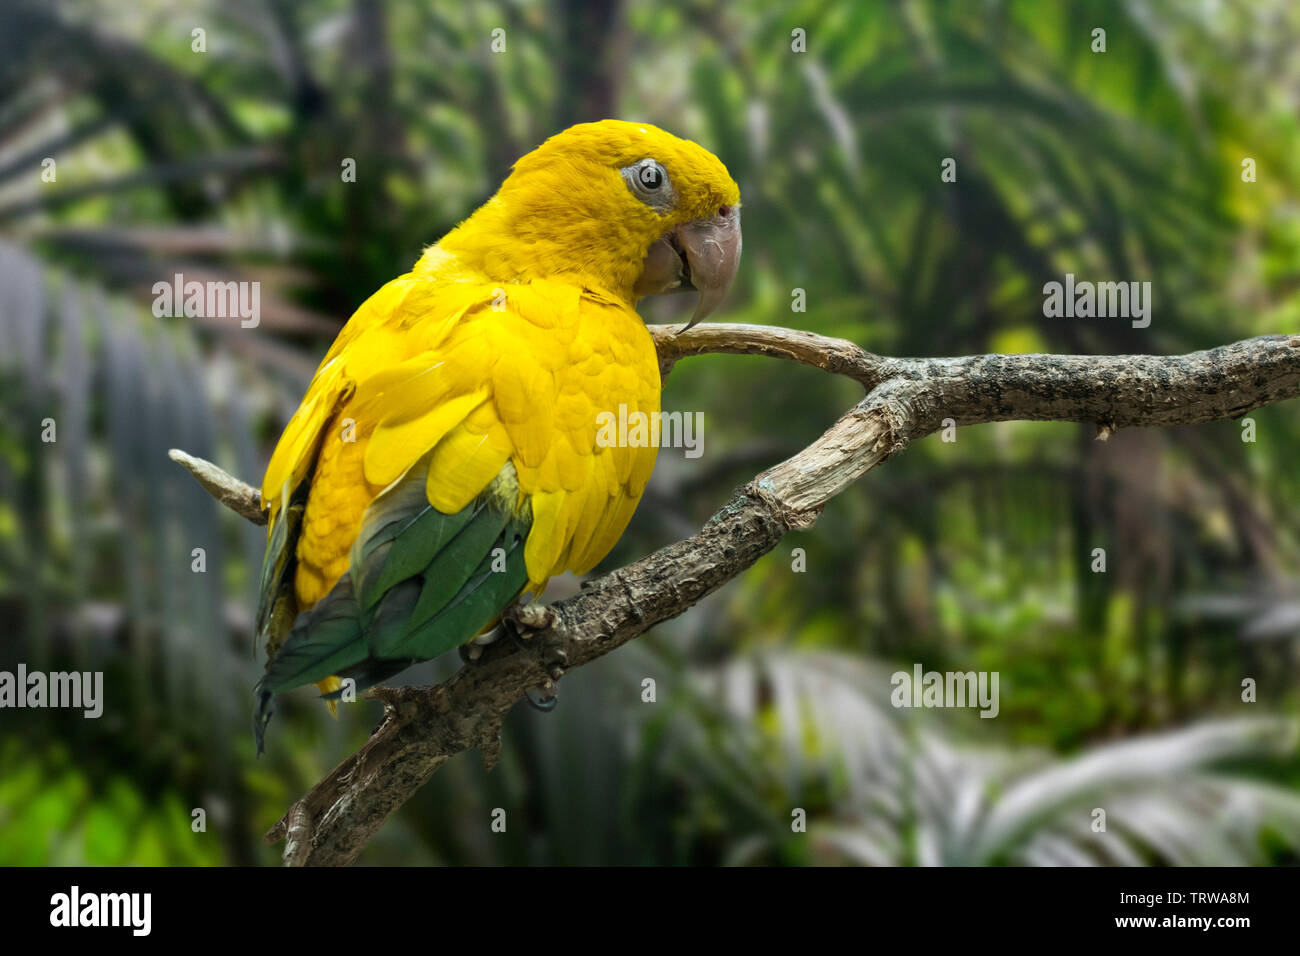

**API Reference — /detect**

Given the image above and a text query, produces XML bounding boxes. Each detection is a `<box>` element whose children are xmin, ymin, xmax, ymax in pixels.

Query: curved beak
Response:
<box><xmin>633</xmin><ymin>205</ymin><xmax>742</xmax><ymax>334</ymax></box>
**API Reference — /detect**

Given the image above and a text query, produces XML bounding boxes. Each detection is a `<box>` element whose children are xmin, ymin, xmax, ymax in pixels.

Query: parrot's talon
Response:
<box><xmin>473</xmin><ymin>625</ymin><xmax>504</xmax><ymax>645</ymax></box>
<box><xmin>542</xmin><ymin>643</ymin><xmax>569</xmax><ymax>673</ymax></box>
<box><xmin>507</xmin><ymin>602</ymin><xmax>556</xmax><ymax>632</ymax></box>
<box><xmin>524</xmin><ymin>685</ymin><xmax>558</xmax><ymax>712</ymax></box>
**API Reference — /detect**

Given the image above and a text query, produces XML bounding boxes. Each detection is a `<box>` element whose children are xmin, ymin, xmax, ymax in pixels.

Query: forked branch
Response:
<box><xmin>171</xmin><ymin>323</ymin><xmax>1300</xmax><ymax>866</ymax></box>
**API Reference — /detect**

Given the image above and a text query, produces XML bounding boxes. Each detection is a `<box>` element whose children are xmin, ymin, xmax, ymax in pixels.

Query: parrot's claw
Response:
<box><xmin>461</xmin><ymin>603</ymin><xmax>565</xmax><ymax>709</ymax></box>
<box><xmin>526</xmin><ymin>634</ymin><xmax>570</xmax><ymax>711</ymax></box>
<box><xmin>460</xmin><ymin>624</ymin><xmax>504</xmax><ymax>662</ymax></box>
<box><xmin>525</xmin><ymin>682</ymin><xmax>558</xmax><ymax>712</ymax></box>
<box><xmin>504</xmin><ymin>601</ymin><xmax>557</xmax><ymax>634</ymax></box>
<box><xmin>473</xmin><ymin>626</ymin><xmax>504</xmax><ymax>645</ymax></box>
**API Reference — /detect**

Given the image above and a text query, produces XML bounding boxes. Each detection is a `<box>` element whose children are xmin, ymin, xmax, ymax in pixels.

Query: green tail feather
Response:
<box><xmin>255</xmin><ymin>457</ymin><xmax>532</xmax><ymax>749</ymax></box>
<box><xmin>254</xmin><ymin>480</ymin><xmax>307</xmax><ymax>659</ymax></box>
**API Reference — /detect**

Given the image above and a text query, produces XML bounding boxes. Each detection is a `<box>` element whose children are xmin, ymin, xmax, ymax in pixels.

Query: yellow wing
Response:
<box><xmin>260</xmin><ymin>275</ymin><xmax>660</xmax><ymax>614</ymax></box>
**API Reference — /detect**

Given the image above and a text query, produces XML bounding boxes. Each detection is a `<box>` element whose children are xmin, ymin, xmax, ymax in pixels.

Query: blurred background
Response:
<box><xmin>2</xmin><ymin>0</ymin><xmax>1299</xmax><ymax>866</ymax></box>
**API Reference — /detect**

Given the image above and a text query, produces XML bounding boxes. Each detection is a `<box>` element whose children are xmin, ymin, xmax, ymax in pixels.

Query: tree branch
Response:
<box><xmin>168</xmin><ymin>448</ymin><xmax>266</xmax><ymax>525</ymax></box>
<box><xmin>172</xmin><ymin>324</ymin><xmax>1300</xmax><ymax>866</ymax></box>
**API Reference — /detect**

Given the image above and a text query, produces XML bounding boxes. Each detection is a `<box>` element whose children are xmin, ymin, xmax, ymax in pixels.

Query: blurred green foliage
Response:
<box><xmin>0</xmin><ymin>738</ymin><xmax>223</xmax><ymax>865</ymax></box>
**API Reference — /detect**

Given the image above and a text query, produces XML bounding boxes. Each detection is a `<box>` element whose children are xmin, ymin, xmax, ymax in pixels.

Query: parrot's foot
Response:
<box><xmin>525</xmin><ymin>684</ymin><xmax>558</xmax><ymax>712</ymax></box>
<box><xmin>460</xmin><ymin>603</ymin><xmax>557</xmax><ymax>663</ymax></box>
<box><xmin>458</xmin><ymin>602</ymin><xmax>565</xmax><ymax>712</ymax></box>
<box><xmin>473</xmin><ymin>626</ymin><xmax>503</xmax><ymax>645</ymax></box>
<box><xmin>504</xmin><ymin>602</ymin><xmax>565</xmax><ymax>711</ymax></box>
<box><xmin>459</xmin><ymin>624</ymin><xmax>504</xmax><ymax>663</ymax></box>
<box><xmin>522</xmin><ymin>619</ymin><xmax>568</xmax><ymax>713</ymax></box>
<box><xmin>504</xmin><ymin>602</ymin><xmax>557</xmax><ymax>634</ymax></box>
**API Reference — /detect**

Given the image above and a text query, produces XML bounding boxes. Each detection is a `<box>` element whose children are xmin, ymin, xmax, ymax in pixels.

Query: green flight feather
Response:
<box><xmin>374</xmin><ymin>509</ymin><xmax>530</xmax><ymax>661</ymax></box>
<box><xmin>259</xmin><ymin>575</ymin><xmax>370</xmax><ymax>692</ymax></box>
<box><xmin>349</xmin><ymin>452</ymin><xmax>479</xmax><ymax>613</ymax></box>
<box><xmin>368</xmin><ymin>501</ymin><xmax>510</xmax><ymax>656</ymax></box>
<box><xmin>254</xmin><ymin>480</ymin><xmax>306</xmax><ymax>658</ymax></box>
<box><xmin>255</xmin><ymin>458</ymin><xmax>533</xmax><ymax>751</ymax></box>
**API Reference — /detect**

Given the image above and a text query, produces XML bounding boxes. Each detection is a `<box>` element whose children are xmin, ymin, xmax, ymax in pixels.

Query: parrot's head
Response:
<box><xmin>436</xmin><ymin>120</ymin><xmax>742</xmax><ymax>331</ymax></box>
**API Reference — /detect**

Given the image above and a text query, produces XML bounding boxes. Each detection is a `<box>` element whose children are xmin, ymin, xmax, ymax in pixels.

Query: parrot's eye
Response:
<box><xmin>621</xmin><ymin>158</ymin><xmax>675</xmax><ymax>213</ymax></box>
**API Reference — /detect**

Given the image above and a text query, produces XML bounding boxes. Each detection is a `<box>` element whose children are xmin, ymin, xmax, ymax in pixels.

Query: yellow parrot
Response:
<box><xmin>253</xmin><ymin>120</ymin><xmax>741</xmax><ymax>750</ymax></box>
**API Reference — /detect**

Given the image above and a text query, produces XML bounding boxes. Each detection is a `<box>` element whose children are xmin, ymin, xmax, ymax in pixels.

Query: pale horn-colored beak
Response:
<box><xmin>632</xmin><ymin>205</ymin><xmax>741</xmax><ymax>334</ymax></box>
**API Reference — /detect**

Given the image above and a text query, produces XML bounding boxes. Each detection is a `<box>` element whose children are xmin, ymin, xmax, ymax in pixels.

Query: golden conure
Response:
<box><xmin>253</xmin><ymin>120</ymin><xmax>741</xmax><ymax>750</ymax></box>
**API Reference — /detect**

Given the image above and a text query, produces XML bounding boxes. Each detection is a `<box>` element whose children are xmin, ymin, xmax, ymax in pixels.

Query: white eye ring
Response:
<box><xmin>621</xmin><ymin>158</ymin><xmax>675</xmax><ymax>213</ymax></box>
